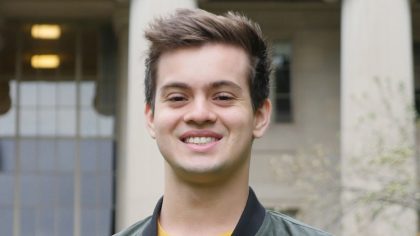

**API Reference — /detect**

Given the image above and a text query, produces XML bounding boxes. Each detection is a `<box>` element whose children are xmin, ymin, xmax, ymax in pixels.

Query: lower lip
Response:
<box><xmin>184</xmin><ymin>140</ymin><xmax>220</xmax><ymax>152</ymax></box>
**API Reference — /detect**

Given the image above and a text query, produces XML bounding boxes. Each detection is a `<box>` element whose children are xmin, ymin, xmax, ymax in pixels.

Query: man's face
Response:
<box><xmin>145</xmin><ymin>43</ymin><xmax>271</xmax><ymax>183</ymax></box>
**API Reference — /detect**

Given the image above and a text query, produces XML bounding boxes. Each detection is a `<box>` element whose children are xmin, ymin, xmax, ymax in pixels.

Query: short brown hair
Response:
<box><xmin>144</xmin><ymin>8</ymin><xmax>271</xmax><ymax>111</ymax></box>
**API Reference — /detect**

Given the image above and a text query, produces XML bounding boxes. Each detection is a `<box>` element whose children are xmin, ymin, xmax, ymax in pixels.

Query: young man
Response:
<box><xmin>115</xmin><ymin>8</ymin><xmax>331</xmax><ymax>236</ymax></box>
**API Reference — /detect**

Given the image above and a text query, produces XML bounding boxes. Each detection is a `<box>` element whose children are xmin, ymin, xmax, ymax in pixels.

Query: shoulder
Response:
<box><xmin>256</xmin><ymin>210</ymin><xmax>333</xmax><ymax>236</ymax></box>
<box><xmin>112</xmin><ymin>216</ymin><xmax>153</xmax><ymax>236</ymax></box>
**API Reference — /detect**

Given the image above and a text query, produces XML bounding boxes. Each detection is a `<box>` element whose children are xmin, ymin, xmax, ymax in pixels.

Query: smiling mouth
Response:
<box><xmin>182</xmin><ymin>137</ymin><xmax>220</xmax><ymax>145</ymax></box>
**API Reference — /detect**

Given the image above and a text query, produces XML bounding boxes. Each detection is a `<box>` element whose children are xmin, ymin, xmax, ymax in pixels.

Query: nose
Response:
<box><xmin>183</xmin><ymin>97</ymin><xmax>216</xmax><ymax>125</ymax></box>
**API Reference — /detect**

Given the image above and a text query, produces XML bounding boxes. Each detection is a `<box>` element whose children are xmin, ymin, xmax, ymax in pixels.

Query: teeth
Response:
<box><xmin>184</xmin><ymin>137</ymin><xmax>217</xmax><ymax>145</ymax></box>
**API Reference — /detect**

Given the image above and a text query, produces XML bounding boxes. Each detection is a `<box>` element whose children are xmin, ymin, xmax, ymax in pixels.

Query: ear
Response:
<box><xmin>253</xmin><ymin>99</ymin><xmax>272</xmax><ymax>138</ymax></box>
<box><xmin>145</xmin><ymin>103</ymin><xmax>156</xmax><ymax>139</ymax></box>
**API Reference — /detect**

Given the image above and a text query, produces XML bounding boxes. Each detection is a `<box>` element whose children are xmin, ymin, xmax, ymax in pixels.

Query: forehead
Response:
<box><xmin>155</xmin><ymin>43</ymin><xmax>251</xmax><ymax>90</ymax></box>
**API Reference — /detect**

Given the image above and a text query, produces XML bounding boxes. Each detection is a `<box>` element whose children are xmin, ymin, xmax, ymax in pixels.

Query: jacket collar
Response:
<box><xmin>144</xmin><ymin>187</ymin><xmax>266</xmax><ymax>236</ymax></box>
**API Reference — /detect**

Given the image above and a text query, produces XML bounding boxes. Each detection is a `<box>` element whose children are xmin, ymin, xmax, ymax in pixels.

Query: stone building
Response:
<box><xmin>0</xmin><ymin>0</ymin><xmax>419</xmax><ymax>235</ymax></box>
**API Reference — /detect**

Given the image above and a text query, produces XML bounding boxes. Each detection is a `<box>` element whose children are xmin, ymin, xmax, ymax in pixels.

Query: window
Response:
<box><xmin>272</xmin><ymin>42</ymin><xmax>292</xmax><ymax>123</ymax></box>
<box><xmin>0</xmin><ymin>21</ymin><xmax>116</xmax><ymax>236</ymax></box>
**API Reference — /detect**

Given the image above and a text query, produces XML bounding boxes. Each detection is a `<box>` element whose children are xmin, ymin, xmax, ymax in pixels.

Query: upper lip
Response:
<box><xmin>179</xmin><ymin>130</ymin><xmax>223</xmax><ymax>142</ymax></box>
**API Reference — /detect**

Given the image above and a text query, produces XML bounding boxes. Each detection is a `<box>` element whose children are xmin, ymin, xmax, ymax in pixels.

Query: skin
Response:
<box><xmin>145</xmin><ymin>43</ymin><xmax>271</xmax><ymax>236</ymax></box>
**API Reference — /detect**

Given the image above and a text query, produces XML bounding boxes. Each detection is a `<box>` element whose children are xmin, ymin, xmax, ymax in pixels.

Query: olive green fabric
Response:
<box><xmin>114</xmin><ymin>211</ymin><xmax>332</xmax><ymax>236</ymax></box>
<box><xmin>114</xmin><ymin>217</ymin><xmax>151</xmax><ymax>236</ymax></box>
<box><xmin>255</xmin><ymin>211</ymin><xmax>332</xmax><ymax>236</ymax></box>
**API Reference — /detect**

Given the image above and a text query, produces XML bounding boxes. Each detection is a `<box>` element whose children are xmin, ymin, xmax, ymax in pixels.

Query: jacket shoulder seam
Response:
<box><xmin>266</xmin><ymin>210</ymin><xmax>331</xmax><ymax>235</ymax></box>
<box><xmin>113</xmin><ymin>216</ymin><xmax>153</xmax><ymax>236</ymax></box>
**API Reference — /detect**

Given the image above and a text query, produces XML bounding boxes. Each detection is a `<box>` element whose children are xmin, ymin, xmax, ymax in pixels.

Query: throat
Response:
<box><xmin>160</xmin><ymin>186</ymin><xmax>248</xmax><ymax>236</ymax></box>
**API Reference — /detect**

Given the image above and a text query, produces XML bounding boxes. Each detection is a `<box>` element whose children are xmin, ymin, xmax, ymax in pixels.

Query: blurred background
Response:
<box><xmin>0</xmin><ymin>0</ymin><xmax>419</xmax><ymax>235</ymax></box>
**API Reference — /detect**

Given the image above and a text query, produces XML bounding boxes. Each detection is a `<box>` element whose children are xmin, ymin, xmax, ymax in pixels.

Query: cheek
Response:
<box><xmin>153</xmin><ymin>109</ymin><xmax>181</xmax><ymax>134</ymax></box>
<box><xmin>219</xmin><ymin>108</ymin><xmax>254</xmax><ymax>130</ymax></box>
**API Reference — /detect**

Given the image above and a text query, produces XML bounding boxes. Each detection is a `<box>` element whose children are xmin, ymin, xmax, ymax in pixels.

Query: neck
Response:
<box><xmin>160</xmin><ymin>162</ymin><xmax>250</xmax><ymax>236</ymax></box>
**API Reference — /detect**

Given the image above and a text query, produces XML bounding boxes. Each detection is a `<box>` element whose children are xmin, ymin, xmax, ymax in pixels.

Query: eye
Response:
<box><xmin>169</xmin><ymin>96</ymin><xmax>187</xmax><ymax>102</ymax></box>
<box><xmin>166</xmin><ymin>93</ymin><xmax>188</xmax><ymax>103</ymax></box>
<box><xmin>213</xmin><ymin>92</ymin><xmax>235</xmax><ymax>101</ymax></box>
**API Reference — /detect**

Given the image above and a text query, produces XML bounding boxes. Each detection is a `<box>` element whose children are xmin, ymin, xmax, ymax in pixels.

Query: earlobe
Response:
<box><xmin>253</xmin><ymin>99</ymin><xmax>272</xmax><ymax>138</ymax></box>
<box><xmin>145</xmin><ymin>103</ymin><xmax>156</xmax><ymax>139</ymax></box>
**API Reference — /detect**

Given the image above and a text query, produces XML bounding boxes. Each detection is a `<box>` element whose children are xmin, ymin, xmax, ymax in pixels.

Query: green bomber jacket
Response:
<box><xmin>113</xmin><ymin>188</ymin><xmax>332</xmax><ymax>236</ymax></box>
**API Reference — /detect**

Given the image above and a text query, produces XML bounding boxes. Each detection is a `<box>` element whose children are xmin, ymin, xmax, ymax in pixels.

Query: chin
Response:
<box><xmin>167</xmin><ymin>158</ymin><xmax>220</xmax><ymax>173</ymax></box>
<box><xmin>178</xmin><ymin>162</ymin><xmax>226</xmax><ymax>175</ymax></box>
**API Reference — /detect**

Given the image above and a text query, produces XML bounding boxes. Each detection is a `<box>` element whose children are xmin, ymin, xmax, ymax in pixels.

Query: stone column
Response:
<box><xmin>115</xmin><ymin>0</ymin><xmax>197</xmax><ymax>231</ymax></box>
<box><xmin>341</xmin><ymin>0</ymin><xmax>416</xmax><ymax>235</ymax></box>
<box><xmin>113</xmin><ymin>4</ymin><xmax>130</xmax><ymax>232</ymax></box>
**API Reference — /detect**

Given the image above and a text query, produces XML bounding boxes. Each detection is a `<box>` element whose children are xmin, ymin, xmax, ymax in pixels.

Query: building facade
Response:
<box><xmin>0</xmin><ymin>0</ymin><xmax>419</xmax><ymax>235</ymax></box>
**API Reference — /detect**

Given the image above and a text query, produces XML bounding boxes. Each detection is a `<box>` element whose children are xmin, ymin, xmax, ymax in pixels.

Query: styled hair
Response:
<box><xmin>144</xmin><ymin>8</ymin><xmax>271</xmax><ymax>111</ymax></box>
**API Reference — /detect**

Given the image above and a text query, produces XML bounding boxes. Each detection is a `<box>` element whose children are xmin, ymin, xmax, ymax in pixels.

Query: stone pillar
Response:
<box><xmin>113</xmin><ymin>4</ymin><xmax>130</xmax><ymax>232</ymax></box>
<box><xmin>115</xmin><ymin>0</ymin><xmax>197</xmax><ymax>231</ymax></box>
<box><xmin>341</xmin><ymin>0</ymin><xmax>416</xmax><ymax>235</ymax></box>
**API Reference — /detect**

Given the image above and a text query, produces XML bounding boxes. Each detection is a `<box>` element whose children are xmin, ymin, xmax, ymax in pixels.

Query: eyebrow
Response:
<box><xmin>210</xmin><ymin>80</ymin><xmax>243</xmax><ymax>93</ymax></box>
<box><xmin>159</xmin><ymin>80</ymin><xmax>243</xmax><ymax>98</ymax></box>
<box><xmin>159</xmin><ymin>82</ymin><xmax>191</xmax><ymax>94</ymax></box>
